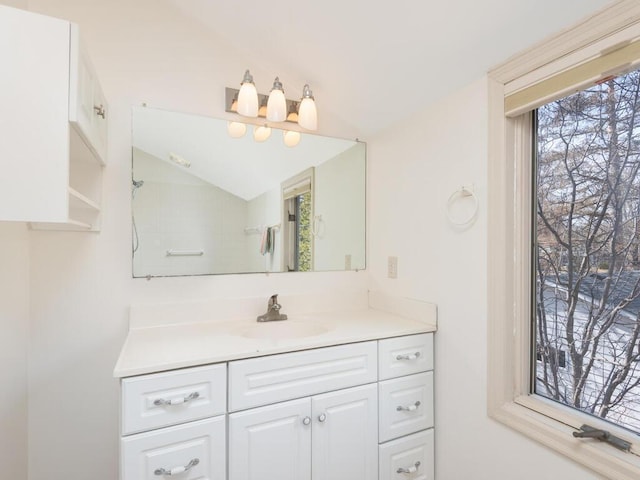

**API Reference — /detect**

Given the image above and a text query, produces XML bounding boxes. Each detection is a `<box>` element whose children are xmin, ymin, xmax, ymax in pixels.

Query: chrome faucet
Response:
<box><xmin>257</xmin><ymin>294</ymin><xmax>288</xmax><ymax>322</ymax></box>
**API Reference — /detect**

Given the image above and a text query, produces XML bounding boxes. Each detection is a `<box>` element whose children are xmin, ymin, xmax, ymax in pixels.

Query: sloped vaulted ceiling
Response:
<box><xmin>165</xmin><ymin>0</ymin><xmax>611</xmax><ymax>136</ymax></box>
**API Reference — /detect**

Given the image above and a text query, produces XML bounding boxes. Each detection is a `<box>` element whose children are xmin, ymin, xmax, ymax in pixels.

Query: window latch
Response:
<box><xmin>572</xmin><ymin>424</ymin><xmax>631</xmax><ymax>452</ymax></box>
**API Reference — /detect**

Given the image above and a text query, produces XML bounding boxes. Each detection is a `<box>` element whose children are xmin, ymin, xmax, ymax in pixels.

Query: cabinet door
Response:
<box><xmin>312</xmin><ymin>383</ymin><xmax>378</xmax><ymax>480</ymax></box>
<box><xmin>69</xmin><ymin>25</ymin><xmax>108</xmax><ymax>164</ymax></box>
<box><xmin>0</xmin><ymin>5</ymin><xmax>70</xmax><ymax>222</ymax></box>
<box><xmin>229</xmin><ymin>397</ymin><xmax>311</xmax><ymax>480</ymax></box>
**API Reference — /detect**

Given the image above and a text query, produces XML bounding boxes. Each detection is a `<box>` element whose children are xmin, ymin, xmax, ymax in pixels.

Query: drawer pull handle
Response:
<box><xmin>154</xmin><ymin>457</ymin><xmax>199</xmax><ymax>476</ymax></box>
<box><xmin>93</xmin><ymin>104</ymin><xmax>106</xmax><ymax>119</ymax></box>
<box><xmin>303</xmin><ymin>416</ymin><xmax>311</xmax><ymax>425</ymax></box>
<box><xmin>397</xmin><ymin>461</ymin><xmax>421</xmax><ymax>474</ymax></box>
<box><xmin>396</xmin><ymin>352</ymin><xmax>421</xmax><ymax>361</ymax></box>
<box><xmin>397</xmin><ymin>401</ymin><xmax>421</xmax><ymax>412</ymax></box>
<box><xmin>318</xmin><ymin>413</ymin><xmax>327</xmax><ymax>422</ymax></box>
<box><xmin>154</xmin><ymin>391</ymin><xmax>199</xmax><ymax>407</ymax></box>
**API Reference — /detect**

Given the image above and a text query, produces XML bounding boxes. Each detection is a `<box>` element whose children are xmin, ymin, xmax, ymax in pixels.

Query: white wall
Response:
<box><xmin>315</xmin><ymin>143</ymin><xmax>366</xmax><ymax>271</ymax></box>
<box><xmin>22</xmin><ymin>1</ymin><xmax>367</xmax><ymax>478</ymax></box>
<box><xmin>0</xmin><ymin>223</ymin><xmax>29</xmax><ymax>480</ymax></box>
<box><xmin>368</xmin><ymin>78</ymin><xmax>604</xmax><ymax>479</ymax></box>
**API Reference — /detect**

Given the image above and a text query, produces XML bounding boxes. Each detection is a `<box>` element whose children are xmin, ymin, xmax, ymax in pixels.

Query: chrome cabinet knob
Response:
<box><xmin>318</xmin><ymin>413</ymin><xmax>327</xmax><ymax>422</ymax></box>
<box><xmin>93</xmin><ymin>104</ymin><xmax>106</xmax><ymax>119</ymax></box>
<box><xmin>302</xmin><ymin>416</ymin><xmax>311</xmax><ymax>425</ymax></box>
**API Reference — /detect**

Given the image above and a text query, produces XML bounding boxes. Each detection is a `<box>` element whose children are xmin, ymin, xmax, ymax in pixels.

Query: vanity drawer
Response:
<box><xmin>228</xmin><ymin>341</ymin><xmax>377</xmax><ymax>411</ymax></box>
<box><xmin>121</xmin><ymin>364</ymin><xmax>226</xmax><ymax>435</ymax></box>
<box><xmin>379</xmin><ymin>429</ymin><xmax>434</xmax><ymax>480</ymax></box>
<box><xmin>378</xmin><ymin>333</ymin><xmax>433</xmax><ymax>380</ymax></box>
<box><xmin>121</xmin><ymin>416</ymin><xmax>226</xmax><ymax>480</ymax></box>
<box><xmin>379</xmin><ymin>372</ymin><xmax>433</xmax><ymax>442</ymax></box>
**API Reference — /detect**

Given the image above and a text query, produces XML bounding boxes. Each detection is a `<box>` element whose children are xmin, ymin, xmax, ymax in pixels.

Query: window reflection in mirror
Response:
<box><xmin>131</xmin><ymin>106</ymin><xmax>366</xmax><ymax>277</ymax></box>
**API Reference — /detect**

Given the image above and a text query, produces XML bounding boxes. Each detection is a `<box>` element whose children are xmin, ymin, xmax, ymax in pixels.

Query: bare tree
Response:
<box><xmin>536</xmin><ymin>70</ymin><xmax>640</xmax><ymax>431</ymax></box>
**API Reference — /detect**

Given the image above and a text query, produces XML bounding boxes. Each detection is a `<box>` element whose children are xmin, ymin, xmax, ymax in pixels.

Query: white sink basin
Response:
<box><xmin>240</xmin><ymin>322</ymin><xmax>329</xmax><ymax>340</ymax></box>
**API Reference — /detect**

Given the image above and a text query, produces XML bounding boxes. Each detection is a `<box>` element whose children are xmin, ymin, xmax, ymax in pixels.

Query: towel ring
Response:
<box><xmin>446</xmin><ymin>186</ymin><xmax>478</xmax><ymax>226</ymax></box>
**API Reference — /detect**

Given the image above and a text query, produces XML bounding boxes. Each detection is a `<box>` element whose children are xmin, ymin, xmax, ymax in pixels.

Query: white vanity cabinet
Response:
<box><xmin>0</xmin><ymin>5</ymin><xmax>107</xmax><ymax>231</ymax></box>
<box><xmin>118</xmin><ymin>333</ymin><xmax>435</xmax><ymax>480</ymax></box>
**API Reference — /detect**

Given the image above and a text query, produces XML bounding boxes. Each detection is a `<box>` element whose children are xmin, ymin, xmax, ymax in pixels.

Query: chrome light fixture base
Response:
<box><xmin>225</xmin><ymin>87</ymin><xmax>302</xmax><ymax>125</ymax></box>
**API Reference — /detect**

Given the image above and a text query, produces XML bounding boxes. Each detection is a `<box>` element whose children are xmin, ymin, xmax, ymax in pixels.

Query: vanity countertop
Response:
<box><xmin>114</xmin><ymin>308</ymin><xmax>436</xmax><ymax>378</ymax></box>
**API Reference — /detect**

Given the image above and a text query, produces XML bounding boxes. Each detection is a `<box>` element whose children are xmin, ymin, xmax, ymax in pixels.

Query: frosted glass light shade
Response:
<box><xmin>237</xmin><ymin>70</ymin><xmax>258</xmax><ymax>117</ymax></box>
<box><xmin>283</xmin><ymin>130</ymin><xmax>301</xmax><ymax>147</ymax></box>
<box><xmin>267</xmin><ymin>77</ymin><xmax>286</xmax><ymax>122</ymax></box>
<box><xmin>298</xmin><ymin>85</ymin><xmax>317</xmax><ymax>130</ymax></box>
<box><xmin>254</xmin><ymin>125</ymin><xmax>272</xmax><ymax>142</ymax></box>
<box><xmin>227</xmin><ymin>121</ymin><xmax>247</xmax><ymax>138</ymax></box>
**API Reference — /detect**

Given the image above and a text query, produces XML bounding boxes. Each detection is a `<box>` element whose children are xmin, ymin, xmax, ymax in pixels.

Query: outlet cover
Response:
<box><xmin>388</xmin><ymin>256</ymin><xmax>398</xmax><ymax>279</ymax></box>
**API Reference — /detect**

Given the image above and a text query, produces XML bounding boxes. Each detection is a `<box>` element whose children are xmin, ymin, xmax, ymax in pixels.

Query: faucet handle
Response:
<box><xmin>269</xmin><ymin>294</ymin><xmax>279</xmax><ymax>306</ymax></box>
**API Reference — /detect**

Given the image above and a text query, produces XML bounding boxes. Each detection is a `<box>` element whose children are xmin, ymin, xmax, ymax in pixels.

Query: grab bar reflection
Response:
<box><xmin>166</xmin><ymin>249</ymin><xmax>204</xmax><ymax>257</ymax></box>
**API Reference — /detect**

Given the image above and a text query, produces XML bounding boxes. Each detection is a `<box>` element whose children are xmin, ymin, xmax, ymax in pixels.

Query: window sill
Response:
<box><xmin>490</xmin><ymin>396</ymin><xmax>640</xmax><ymax>480</ymax></box>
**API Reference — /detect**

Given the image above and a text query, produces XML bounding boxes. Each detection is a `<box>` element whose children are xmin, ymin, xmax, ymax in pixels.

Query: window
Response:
<box><xmin>488</xmin><ymin>3</ymin><xmax>640</xmax><ymax>478</ymax></box>
<box><xmin>282</xmin><ymin>168</ymin><xmax>314</xmax><ymax>272</ymax></box>
<box><xmin>534</xmin><ymin>74</ymin><xmax>640</xmax><ymax>435</ymax></box>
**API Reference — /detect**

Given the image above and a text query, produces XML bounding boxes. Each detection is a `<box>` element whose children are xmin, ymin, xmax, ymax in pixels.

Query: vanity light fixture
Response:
<box><xmin>237</xmin><ymin>70</ymin><xmax>258</xmax><ymax>117</ymax></box>
<box><xmin>229</xmin><ymin>93</ymin><xmax>238</xmax><ymax>113</ymax></box>
<box><xmin>253</xmin><ymin>124</ymin><xmax>272</xmax><ymax>142</ymax></box>
<box><xmin>283</xmin><ymin>130</ymin><xmax>301</xmax><ymax>147</ymax></box>
<box><xmin>227</xmin><ymin>121</ymin><xmax>247</xmax><ymax>138</ymax></box>
<box><xmin>298</xmin><ymin>84</ymin><xmax>317</xmax><ymax>131</ymax></box>
<box><xmin>226</xmin><ymin>72</ymin><xmax>318</xmax><ymax>130</ymax></box>
<box><xmin>257</xmin><ymin>96</ymin><xmax>268</xmax><ymax>118</ymax></box>
<box><xmin>286</xmin><ymin>101</ymin><xmax>299</xmax><ymax>123</ymax></box>
<box><xmin>266</xmin><ymin>77</ymin><xmax>286</xmax><ymax>122</ymax></box>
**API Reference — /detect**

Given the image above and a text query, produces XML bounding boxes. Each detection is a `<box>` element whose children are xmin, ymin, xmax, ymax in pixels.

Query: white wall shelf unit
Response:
<box><xmin>0</xmin><ymin>6</ymin><xmax>108</xmax><ymax>232</ymax></box>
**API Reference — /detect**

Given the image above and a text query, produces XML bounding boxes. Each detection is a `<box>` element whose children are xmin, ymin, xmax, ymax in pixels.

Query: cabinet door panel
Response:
<box><xmin>229</xmin><ymin>398</ymin><xmax>311</xmax><ymax>480</ymax></box>
<box><xmin>379</xmin><ymin>333</ymin><xmax>433</xmax><ymax>380</ymax></box>
<box><xmin>379</xmin><ymin>372</ymin><xmax>434</xmax><ymax>442</ymax></box>
<box><xmin>121</xmin><ymin>416</ymin><xmax>226</xmax><ymax>480</ymax></box>
<box><xmin>229</xmin><ymin>341</ymin><xmax>377</xmax><ymax>411</ymax></box>
<box><xmin>312</xmin><ymin>383</ymin><xmax>378</xmax><ymax>480</ymax></box>
<box><xmin>379</xmin><ymin>429</ymin><xmax>434</xmax><ymax>480</ymax></box>
<box><xmin>121</xmin><ymin>364</ymin><xmax>227</xmax><ymax>435</ymax></box>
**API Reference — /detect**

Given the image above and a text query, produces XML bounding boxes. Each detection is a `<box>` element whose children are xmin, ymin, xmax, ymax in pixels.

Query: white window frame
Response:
<box><xmin>488</xmin><ymin>2</ymin><xmax>640</xmax><ymax>478</ymax></box>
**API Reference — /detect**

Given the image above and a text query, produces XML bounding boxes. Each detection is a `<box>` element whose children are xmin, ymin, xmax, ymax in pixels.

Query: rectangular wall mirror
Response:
<box><xmin>131</xmin><ymin>106</ymin><xmax>366</xmax><ymax>277</ymax></box>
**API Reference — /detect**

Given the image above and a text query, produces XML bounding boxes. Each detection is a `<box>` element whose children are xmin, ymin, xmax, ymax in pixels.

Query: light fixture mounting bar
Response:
<box><xmin>225</xmin><ymin>87</ymin><xmax>298</xmax><ymax>124</ymax></box>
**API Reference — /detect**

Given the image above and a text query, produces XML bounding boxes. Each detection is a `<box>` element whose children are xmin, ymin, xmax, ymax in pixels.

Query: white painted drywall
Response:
<box><xmin>0</xmin><ymin>223</ymin><xmax>28</xmax><ymax>480</ymax></box>
<box><xmin>315</xmin><ymin>143</ymin><xmax>366</xmax><ymax>271</ymax></box>
<box><xmin>5</xmin><ymin>1</ymin><xmax>613</xmax><ymax>479</ymax></box>
<box><xmin>368</xmin><ymin>78</ymin><xmax>605</xmax><ymax>479</ymax></box>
